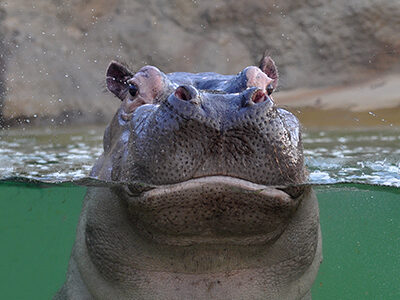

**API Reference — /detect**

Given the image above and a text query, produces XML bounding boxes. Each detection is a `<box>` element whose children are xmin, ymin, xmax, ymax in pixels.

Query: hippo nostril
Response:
<box><xmin>175</xmin><ymin>86</ymin><xmax>192</xmax><ymax>101</ymax></box>
<box><xmin>251</xmin><ymin>90</ymin><xmax>266</xmax><ymax>103</ymax></box>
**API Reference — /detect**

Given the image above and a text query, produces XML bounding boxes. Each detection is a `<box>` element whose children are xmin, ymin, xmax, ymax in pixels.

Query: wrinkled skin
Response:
<box><xmin>56</xmin><ymin>56</ymin><xmax>322</xmax><ymax>300</ymax></box>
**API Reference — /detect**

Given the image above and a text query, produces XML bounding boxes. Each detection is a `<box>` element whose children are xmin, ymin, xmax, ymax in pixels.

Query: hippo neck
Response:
<box><xmin>80</xmin><ymin>186</ymin><xmax>320</xmax><ymax>300</ymax></box>
<box><xmin>83</xmin><ymin>186</ymin><xmax>317</xmax><ymax>275</ymax></box>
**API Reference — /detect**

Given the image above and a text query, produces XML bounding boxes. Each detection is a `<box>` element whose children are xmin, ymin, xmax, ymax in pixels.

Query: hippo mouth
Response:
<box><xmin>125</xmin><ymin>176</ymin><xmax>303</xmax><ymax>246</ymax></box>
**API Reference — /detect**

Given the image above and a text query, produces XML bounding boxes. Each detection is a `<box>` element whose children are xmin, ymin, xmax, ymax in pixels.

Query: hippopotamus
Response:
<box><xmin>55</xmin><ymin>56</ymin><xmax>322</xmax><ymax>300</ymax></box>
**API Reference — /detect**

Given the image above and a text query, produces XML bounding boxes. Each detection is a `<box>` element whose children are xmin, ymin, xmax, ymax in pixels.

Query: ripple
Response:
<box><xmin>304</xmin><ymin>129</ymin><xmax>399</xmax><ymax>187</ymax></box>
<box><xmin>0</xmin><ymin>127</ymin><xmax>399</xmax><ymax>187</ymax></box>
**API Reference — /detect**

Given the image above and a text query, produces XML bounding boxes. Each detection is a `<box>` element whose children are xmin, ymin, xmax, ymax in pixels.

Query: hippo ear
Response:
<box><xmin>106</xmin><ymin>61</ymin><xmax>134</xmax><ymax>100</ymax></box>
<box><xmin>259</xmin><ymin>56</ymin><xmax>278</xmax><ymax>89</ymax></box>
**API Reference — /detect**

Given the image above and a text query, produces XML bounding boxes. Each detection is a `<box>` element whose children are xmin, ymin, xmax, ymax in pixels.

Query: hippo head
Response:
<box><xmin>92</xmin><ymin>57</ymin><xmax>307</xmax><ymax>246</ymax></box>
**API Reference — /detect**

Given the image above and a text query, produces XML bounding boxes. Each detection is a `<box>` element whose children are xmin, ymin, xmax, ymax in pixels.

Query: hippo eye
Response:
<box><xmin>128</xmin><ymin>83</ymin><xmax>139</xmax><ymax>97</ymax></box>
<box><xmin>266</xmin><ymin>84</ymin><xmax>274</xmax><ymax>96</ymax></box>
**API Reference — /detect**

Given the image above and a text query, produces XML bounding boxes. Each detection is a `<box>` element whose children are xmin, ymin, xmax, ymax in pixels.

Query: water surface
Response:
<box><xmin>1</xmin><ymin>126</ymin><xmax>399</xmax><ymax>186</ymax></box>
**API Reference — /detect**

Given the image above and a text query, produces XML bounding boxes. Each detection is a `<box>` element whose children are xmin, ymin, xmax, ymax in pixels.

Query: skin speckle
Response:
<box><xmin>58</xmin><ymin>57</ymin><xmax>321</xmax><ymax>300</ymax></box>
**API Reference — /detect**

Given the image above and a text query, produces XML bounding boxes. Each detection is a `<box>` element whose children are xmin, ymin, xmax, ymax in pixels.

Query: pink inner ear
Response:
<box><xmin>259</xmin><ymin>56</ymin><xmax>279</xmax><ymax>89</ymax></box>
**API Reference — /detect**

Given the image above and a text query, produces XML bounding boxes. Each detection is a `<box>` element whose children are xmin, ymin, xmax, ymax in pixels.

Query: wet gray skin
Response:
<box><xmin>56</xmin><ymin>57</ymin><xmax>322</xmax><ymax>300</ymax></box>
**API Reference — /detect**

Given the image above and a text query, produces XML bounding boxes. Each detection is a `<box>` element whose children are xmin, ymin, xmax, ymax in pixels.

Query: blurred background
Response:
<box><xmin>0</xmin><ymin>0</ymin><xmax>399</xmax><ymax>128</ymax></box>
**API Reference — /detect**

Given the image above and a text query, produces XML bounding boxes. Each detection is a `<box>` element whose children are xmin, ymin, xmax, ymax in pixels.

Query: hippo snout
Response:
<box><xmin>56</xmin><ymin>55</ymin><xmax>321</xmax><ymax>300</ymax></box>
<box><xmin>164</xmin><ymin>85</ymin><xmax>274</xmax><ymax>126</ymax></box>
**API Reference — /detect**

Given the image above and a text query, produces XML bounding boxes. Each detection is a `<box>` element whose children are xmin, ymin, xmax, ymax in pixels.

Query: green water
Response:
<box><xmin>0</xmin><ymin>182</ymin><xmax>86</xmax><ymax>300</ymax></box>
<box><xmin>0</xmin><ymin>181</ymin><xmax>399</xmax><ymax>299</ymax></box>
<box><xmin>311</xmin><ymin>184</ymin><xmax>400</xmax><ymax>299</ymax></box>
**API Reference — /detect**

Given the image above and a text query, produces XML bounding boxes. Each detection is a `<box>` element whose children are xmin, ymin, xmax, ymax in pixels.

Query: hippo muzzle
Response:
<box><xmin>56</xmin><ymin>56</ymin><xmax>321</xmax><ymax>300</ymax></box>
<box><xmin>123</xmin><ymin>176</ymin><xmax>301</xmax><ymax>247</ymax></box>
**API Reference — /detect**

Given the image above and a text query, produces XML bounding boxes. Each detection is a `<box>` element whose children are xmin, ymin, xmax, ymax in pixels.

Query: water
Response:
<box><xmin>0</xmin><ymin>126</ymin><xmax>104</xmax><ymax>181</ymax></box>
<box><xmin>0</xmin><ymin>127</ymin><xmax>399</xmax><ymax>299</ymax></box>
<box><xmin>0</xmin><ymin>181</ymin><xmax>398</xmax><ymax>299</ymax></box>
<box><xmin>312</xmin><ymin>184</ymin><xmax>400</xmax><ymax>299</ymax></box>
<box><xmin>304</xmin><ymin>130</ymin><xmax>400</xmax><ymax>187</ymax></box>
<box><xmin>0</xmin><ymin>127</ymin><xmax>399</xmax><ymax>186</ymax></box>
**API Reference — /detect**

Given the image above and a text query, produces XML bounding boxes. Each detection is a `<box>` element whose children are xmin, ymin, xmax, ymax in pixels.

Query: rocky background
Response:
<box><xmin>0</xmin><ymin>0</ymin><xmax>399</xmax><ymax>126</ymax></box>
